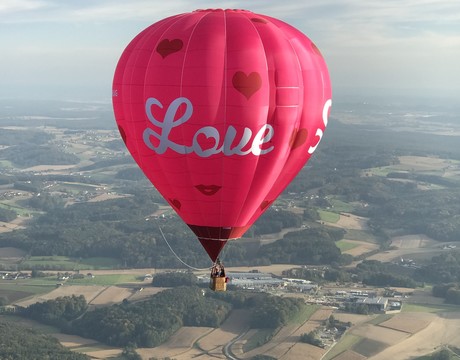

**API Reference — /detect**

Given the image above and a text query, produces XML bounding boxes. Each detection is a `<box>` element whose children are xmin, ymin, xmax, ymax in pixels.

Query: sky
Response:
<box><xmin>1</xmin><ymin>0</ymin><xmax>459</xmax><ymax>103</ymax></box>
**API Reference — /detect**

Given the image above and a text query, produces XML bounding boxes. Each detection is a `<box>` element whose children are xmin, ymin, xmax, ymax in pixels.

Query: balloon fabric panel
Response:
<box><xmin>113</xmin><ymin>9</ymin><xmax>331</xmax><ymax>262</ymax></box>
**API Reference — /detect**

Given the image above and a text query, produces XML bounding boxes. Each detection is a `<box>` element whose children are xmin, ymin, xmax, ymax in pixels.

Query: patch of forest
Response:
<box><xmin>284</xmin><ymin>259</ymin><xmax>419</xmax><ymax>288</ymax></box>
<box><xmin>0</xmin><ymin>319</ymin><xmax>89</xmax><ymax>360</ymax></box>
<box><xmin>18</xmin><ymin>287</ymin><xmax>307</xmax><ymax>348</ymax></box>
<box><xmin>0</xmin><ymin>191</ymin><xmax>350</xmax><ymax>268</ymax></box>
<box><xmin>0</xmin><ymin>144</ymin><xmax>79</xmax><ymax>167</ymax></box>
<box><xmin>0</xmin><ymin>116</ymin><xmax>459</xmax><ymax>272</ymax></box>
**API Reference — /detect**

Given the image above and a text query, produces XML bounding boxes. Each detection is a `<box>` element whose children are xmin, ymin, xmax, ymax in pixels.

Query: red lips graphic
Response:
<box><xmin>195</xmin><ymin>184</ymin><xmax>222</xmax><ymax>196</ymax></box>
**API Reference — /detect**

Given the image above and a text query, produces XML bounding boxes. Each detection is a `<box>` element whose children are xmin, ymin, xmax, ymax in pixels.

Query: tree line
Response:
<box><xmin>0</xmin><ymin>319</ymin><xmax>89</xmax><ymax>360</ymax></box>
<box><xmin>284</xmin><ymin>259</ymin><xmax>419</xmax><ymax>288</ymax></box>
<box><xmin>0</xmin><ymin>191</ymin><xmax>349</xmax><ymax>269</ymax></box>
<box><xmin>17</xmin><ymin>287</ymin><xmax>309</xmax><ymax>349</ymax></box>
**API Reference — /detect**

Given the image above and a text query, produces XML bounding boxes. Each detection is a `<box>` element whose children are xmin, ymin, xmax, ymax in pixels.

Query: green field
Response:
<box><xmin>319</xmin><ymin>210</ymin><xmax>340</xmax><ymax>223</ymax></box>
<box><xmin>335</xmin><ymin>240</ymin><xmax>359</xmax><ymax>252</ymax></box>
<box><xmin>0</xmin><ymin>160</ymin><xmax>13</xmax><ymax>168</ymax></box>
<box><xmin>402</xmin><ymin>303</ymin><xmax>460</xmax><ymax>313</ymax></box>
<box><xmin>364</xmin><ymin>314</ymin><xmax>393</xmax><ymax>325</ymax></box>
<box><xmin>20</xmin><ymin>256</ymin><xmax>121</xmax><ymax>270</ymax></box>
<box><xmin>329</xmin><ymin>199</ymin><xmax>355</xmax><ymax>213</ymax></box>
<box><xmin>323</xmin><ymin>333</ymin><xmax>362</xmax><ymax>360</ymax></box>
<box><xmin>352</xmin><ymin>338</ymin><xmax>388</xmax><ymax>357</ymax></box>
<box><xmin>67</xmin><ymin>274</ymin><xmax>141</xmax><ymax>286</ymax></box>
<box><xmin>344</xmin><ymin>229</ymin><xmax>378</xmax><ymax>242</ymax></box>
<box><xmin>51</xmin><ymin>182</ymin><xmax>100</xmax><ymax>194</ymax></box>
<box><xmin>290</xmin><ymin>304</ymin><xmax>321</xmax><ymax>325</ymax></box>
<box><xmin>0</xmin><ymin>281</ymin><xmax>56</xmax><ymax>304</ymax></box>
<box><xmin>243</xmin><ymin>328</ymin><xmax>277</xmax><ymax>353</ymax></box>
<box><xmin>0</xmin><ymin>315</ymin><xmax>59</xmax><ymax>334</ymax></box>
<box><xmin>0</xmin><ymin>202</ymin><xmax>34</xmax><ymax>216</ymax></box>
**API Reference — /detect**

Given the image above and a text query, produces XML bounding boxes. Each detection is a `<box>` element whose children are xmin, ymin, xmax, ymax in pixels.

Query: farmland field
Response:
<box><xmin>0</xmin><ymin>121</ymin><xmax>457</xmax><ymax>360</ymax></box>
<box><xmin>319</xmin><ymin>210</ymin><xmax>340</xmax><ymax>223</ymax></box>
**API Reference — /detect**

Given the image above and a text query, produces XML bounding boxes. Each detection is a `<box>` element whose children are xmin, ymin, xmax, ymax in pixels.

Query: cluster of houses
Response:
<box><xmin>198</xmin><ymin>270</ymin><xmax>406</xmax><ymax>314</ymax></box>
<box><xmin>197</xmin><ymin>271</ymin><xmax>319</xmax><ymax>293</ymax></box>
<box><xmin>0</xmin><ymin>272</ymin><xmax>31</xmax><ymax>280</ymax></box>
<box><xmin>333</xmin><ymin>289</ymin><xmax>403</xmax><ymax>313</ymax></box>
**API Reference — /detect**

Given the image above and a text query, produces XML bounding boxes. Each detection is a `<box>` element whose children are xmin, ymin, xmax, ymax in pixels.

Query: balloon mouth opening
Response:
<box><xmin>187</xmin><ymin>224</ymin><xmax>251</xmax><ymax>261</ymax></box>
<box><xmin>198</xmin><ymin>238</ymin><xmax>228</xmax><ymax>263</ymax></box>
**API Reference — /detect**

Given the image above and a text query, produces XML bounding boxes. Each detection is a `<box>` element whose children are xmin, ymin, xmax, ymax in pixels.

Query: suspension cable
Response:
<box><xmin>158</xmin><ymin>225</ymin><xmax>213</xmax><ymax>271</ymax></box>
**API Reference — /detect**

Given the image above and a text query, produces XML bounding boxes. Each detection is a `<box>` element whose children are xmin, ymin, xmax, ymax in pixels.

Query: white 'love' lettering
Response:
<box><xmin>143</xmin><ymin>97</ymin><xmax>274</xmax><ymax>158</ymax></box>
<box><xmin>142</xmin><ymin>96</ymin><xmax>331</xmax><ymax>158</ymax></box>
<box><xmin>308</xmin><ymin>99</ymin><xmax>331</xmax><ymax>154</ymax></box>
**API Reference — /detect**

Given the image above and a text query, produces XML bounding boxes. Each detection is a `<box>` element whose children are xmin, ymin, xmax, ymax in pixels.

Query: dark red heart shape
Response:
<box><xmin>290</xmin><ymin>128</ymin><xmax>308</xmax><ymax>149</ymax></box>
<box><xmin>232</xmin><ymin>71</ymin><xmax>262</xmax><ymax>100</ymax></box>
<box><xmin>118</xmin><ymin>125</ymin><xmax>127</xmax><ymax>144</ymax></box>
<box><xmin>251</xmin><ymin>18</ymin><xmax>268</xmax><ymax>24</ymax></box>
<box><xmin>260</xmin><ymin>200</ymin><xmax>273</xmax><ymax>211</ymax></box>
<box><xmin>169</xmin><ymin>198</ymin><xmax>181</xmax><ymax>210</ymax></box>
<box><xmin>157</xmin><ymin>39</ymin><xmax>183</xmax><ymax>58</ymax></box>
<box><xmin>196</xmin><ymin>132</ymin><xmax>218</xmax><ymax>152</ymax></box>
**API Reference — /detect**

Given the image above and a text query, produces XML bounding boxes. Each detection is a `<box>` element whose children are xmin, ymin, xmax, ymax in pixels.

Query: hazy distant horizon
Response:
<box><xmin>1</xmin><ymin>86</ymin><xmax>457</xmax><ymax>109</ymax></box>
<box><xmin>1</xmin><ymin>1</ymin><xmax>459</xmax><ymax>104</ymax></box>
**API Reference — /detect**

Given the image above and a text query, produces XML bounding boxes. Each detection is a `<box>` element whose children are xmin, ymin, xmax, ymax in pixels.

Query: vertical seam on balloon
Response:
<box><xmin>140</xmin><ymin>15</ymin><xmax>187</xmax><ymax>209</ymax></box>
<box><xmin>180</xmin><ymin>11</ymin><xmax>210</xmax><ymax>230</ymax></box>
<box><xmin>220</xmin><ymin>9</ymin><xmax>228</xmax><ymax>239</ymax></box>
<box><xmin>262</xmin><ymin>21</ymin><xmax>305</xmax><ymax>208</ymax></box>
<box><xmin>127</xmin><ymin>25</ymin><xmax>162</xmax><ymax>193</ymax></box>
<box><xmin>233</xmin><ymin>12</ymin><xmax>269</xmax><ymax>228</ymax></box>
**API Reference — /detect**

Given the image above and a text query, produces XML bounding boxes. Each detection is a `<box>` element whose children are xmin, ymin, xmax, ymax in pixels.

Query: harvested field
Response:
<box><xmin>241</xmin><ymin>325</ymin><xmax>301</xmax><ymax>359</ymax></box>
<box><xmin>340</xmin><ymin>240</ymin><xmax>379</xmax><ymax>257</ymax></box>
<box><xmin>351</xmin><ymin>323</ymin><xmax>410</xmax><ymax>345</ymax></box>
<box><xmin>390</xmin><ymin>234</ymin><xmax>437</xmax><ymax>249</ymax></box>
<box><xmin>398</xmin><ymin>156</ymin><xmax>450</xmax><ymax>171</ymax></box>
<box><xmin>368</xmin><ymin>234</ymin><xmax>442</xmax><ymax>263</ymax></box>
<box><xmin>332</xmin><ymin>349</ymin><xmax>367</xmax><ymax>360</ymax></box>
<box><xmin>353</xmin><ymin>339</ymin><xmax>387</xmax><ymax>357</ymax></box>
<box><xmin>88</xmin><ymin>286</ymin><xmax>134</xmax><ymax>307</ymax></box>
<box><xmin>198</xmin><ymin>309</ymin><xmax>251</xmax><ymax>358</ymax></box>
<box><xmin>21</xmin><ymin>164</ymin><xmax>77</xmax><ymax>172</ymax></box>
<box><xmin>257</xmin><ymin>227</ymin><xmax>301</xmax><ymax>245</ymax></box>
<box><xmin>0</xmin><ymin>246</ymin><xmax>26</xmax><ymax>265</ymax></box>
<box><xmin>14</xmin><ymin>284</ymin><xmax>148</xmax><ymax>309</ymax></box>
<box><xmin>0</xmin><ymin>218</ymin><xmax>27</xmax><ymax>233</ymax></box>
<box><xmin>333</xmin><ymin>313</ymin><xmax>374</xmax><ymax>326</ymax></box>
<box><xmin>137</xmin><ymin>327</ymin><xmax>214</xmax><ymax>360</ymax></box>
<box><xmin>14</xmin><ymin>285</ymin><xmax>107</xmax><ymax>307</ymax></box>
<box><xmin>368</xmin><ymin>312</ymin><xmax>460</xmax><ymax>360</ymax></box>
<box><xmin>82</xmin><ymin>348</ymin><xmax>122</xmax><ymax>359</ymax></box>
<box><xmin>241</xmin><ymin>308</ymin><xmax>332</xmax><ymax>359</ymax></box>
<box><xmin>224</xmin><ymin>264</ymin><xmax>296</xmax><ymax>277</ymax></box>
<box><xmin>335</xmin><ymin>214</ymin><xmax>368</xmax><ymax>230</ymax></box>
<box><xmin>52</xmin><ymin>333</ymin><xmax>99</xmax><ymax>348</ymax></box>
<box><xmin>128</xmin><ymin>287</ymin><xmax>167</xmax><ymax>302</ymax></box>
<box><xmin>378</xmin><ymin>313</ymin><xmax>431</xmax><ymax>334</ymax></box>
<box><xmin>87</xmin><ymin>193</ymin><xmax>127</xmax><ymax>202</ymax></box>
<box><xmin>0</xmin><ymin>247</ymin><xmax>26</xmax><ymax>257</ymax></box>
<box><xmin>279</xmin><ymin>343</ymin><xmax>327</xmax><ymax>360</ymax></box>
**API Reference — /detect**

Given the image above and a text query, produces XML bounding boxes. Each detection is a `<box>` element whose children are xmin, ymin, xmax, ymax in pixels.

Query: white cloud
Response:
<box><xmin>0</xmin><ymin>0</ymin><xmax>458</xmax><ymax>100</ymax></box>
<box><xmin>0</xmin><ymin>0</ymin><xmax>47</xmax><ymax>13</ymax></box>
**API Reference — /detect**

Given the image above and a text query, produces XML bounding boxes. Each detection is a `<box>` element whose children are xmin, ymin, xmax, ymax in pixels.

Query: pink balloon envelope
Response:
<box><xmin>112</xmin><ymin>9</ymin><xmax>332</xmax><ymax>262</ymax></box>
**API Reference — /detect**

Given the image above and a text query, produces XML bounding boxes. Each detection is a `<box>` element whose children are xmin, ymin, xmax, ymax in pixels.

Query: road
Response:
<box><xmin>223</xmin><ymin>327</ymin><xmax>249</xmax><ymax>360</ymax></box>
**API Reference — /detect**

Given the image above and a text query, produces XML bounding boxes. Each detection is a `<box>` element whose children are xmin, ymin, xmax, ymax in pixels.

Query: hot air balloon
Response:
<box><xmin>112</xmin><ymin>9</ymin><xmax>331</xmax><ymax>290</ymax></box>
